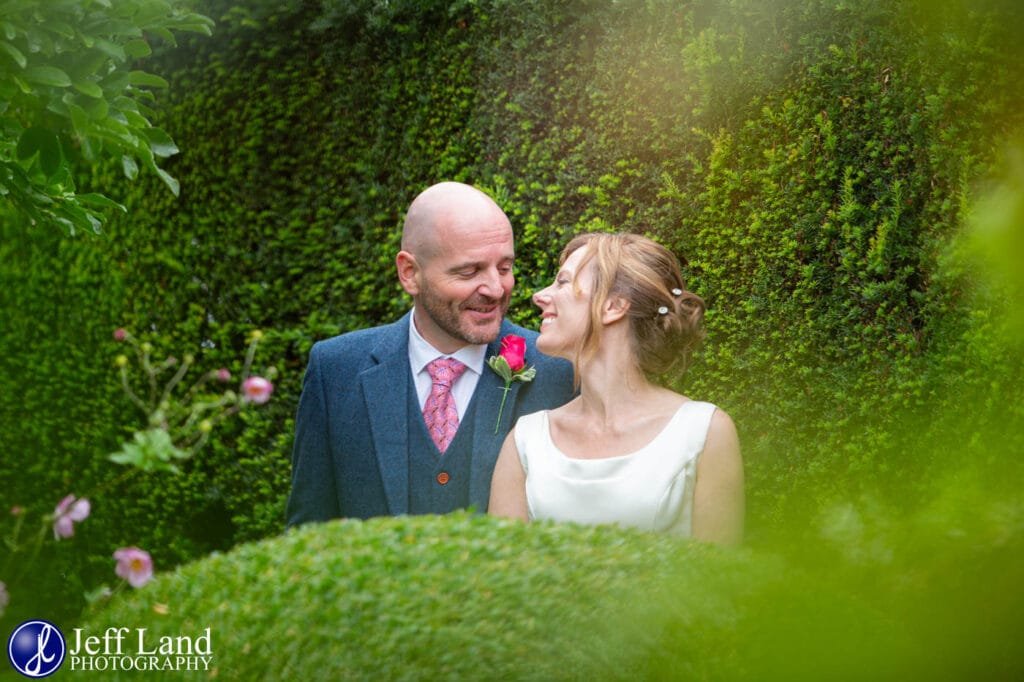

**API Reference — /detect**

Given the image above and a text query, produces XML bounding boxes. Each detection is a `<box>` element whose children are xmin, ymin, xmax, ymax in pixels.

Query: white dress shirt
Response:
<box><xmin>407</xmin><ymin>308</ymin><xmax>487</xmax><ymax>420</ymax></box>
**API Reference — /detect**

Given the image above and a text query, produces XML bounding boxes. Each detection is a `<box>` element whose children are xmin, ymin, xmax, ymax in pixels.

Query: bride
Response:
<box><xmin>489</xmin><ymin>232</ymin><xmax>743</xmax><ymax>545</ymax></box>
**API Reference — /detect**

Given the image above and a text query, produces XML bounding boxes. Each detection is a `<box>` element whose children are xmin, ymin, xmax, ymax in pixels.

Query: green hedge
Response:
<box><xmin>78</xmin><ymin>513</ymin><xmax>1022</xmax><ymax>680</ymax></box>
<box><xmin>1</xmin><ymin>0</ymin><xmax>1022</xmax><ymax>628</ymax></box>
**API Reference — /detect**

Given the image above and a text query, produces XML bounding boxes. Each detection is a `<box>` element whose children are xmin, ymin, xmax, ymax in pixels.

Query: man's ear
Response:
<box><xmin>602</xmin><ymin>295</ymin><xmax>630</xmax><ymax>325</ymax></box>
<box><xmin>396</xmin><ymin>251</ymin><xmax>420</xmax><ymax>296</ymax></box>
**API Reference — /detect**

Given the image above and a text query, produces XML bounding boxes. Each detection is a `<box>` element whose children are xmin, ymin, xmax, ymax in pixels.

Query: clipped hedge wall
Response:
<box><xmin>1</xmin><ymin>0</ymin><xmax>1022</xmax><ymax>627</ymax></box>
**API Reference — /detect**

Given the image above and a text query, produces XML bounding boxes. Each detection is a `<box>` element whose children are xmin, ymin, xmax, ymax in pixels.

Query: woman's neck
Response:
<box><xmin>575</xmin><ymin>334</ymin><xmax>660</xmax><ymax>425</ymax></box>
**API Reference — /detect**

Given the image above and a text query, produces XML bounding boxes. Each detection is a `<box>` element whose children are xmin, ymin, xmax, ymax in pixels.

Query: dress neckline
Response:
<box><xmin>544</xmin><ymin>400</ymin><xmax>695</xmax><ymax>462</ymax></box>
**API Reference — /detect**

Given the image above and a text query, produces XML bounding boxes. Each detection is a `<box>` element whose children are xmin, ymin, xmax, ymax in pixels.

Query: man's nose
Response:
<box><xmin>479</xmin><ymin>268</ymin><xmax>504</xmax><ymax>298</ymax></box>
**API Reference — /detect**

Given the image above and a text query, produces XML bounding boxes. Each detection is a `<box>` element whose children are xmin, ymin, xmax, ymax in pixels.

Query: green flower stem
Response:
<box><xmin>1</xmin><ymin>511</ymin><xmax>27</xmax><ymax>576</ymax></box>
<box><xmin>119</xmin><ymin>365</ymin><xmax>149</xmax><ymax>413</ymax></box>
<box><xmin>158</xmin><ymin>354</ymin><xmax>194</xmax><ymax>407</ymax></box>
<box><xmin>141</xmin><ymin>344</ymin><xmax>158</xmax><ymax>405</ymax></box>
<box><xmin>9</xmin><ymin>523</ymin><xmax>50</xmax><ymax>587</ymax></box>
<box><xmin>494</xmin><ymin>383</ymin><xmax>512</xmax><ymax>434</ymax></box>
<box><xmin>241</xmin><ymin>336</ymin><xmax>260</xmax><ymax>379</ymax></box>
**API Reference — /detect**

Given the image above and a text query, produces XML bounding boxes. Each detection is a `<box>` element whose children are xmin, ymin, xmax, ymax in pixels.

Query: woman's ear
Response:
<box><xmin>396</xmin><ymin>251</ymin><xmax>420</xmax><ymax>296</ymax></box>
<box><xmin>602</xmin><ymin>295</ymin><xmax>630</xmax><ymax>325</ymax></box>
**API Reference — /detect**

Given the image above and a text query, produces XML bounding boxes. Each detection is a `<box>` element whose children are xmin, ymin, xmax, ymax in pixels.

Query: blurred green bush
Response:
<box><xmin>1</xmin><ymin>0</ymin><xmax>1021</xmax><ymax>639</ymax></box>
<box><xmin>80</xmin><ymin>512</ymin><xmax>1022</xmax><ymax>680</ymax></box>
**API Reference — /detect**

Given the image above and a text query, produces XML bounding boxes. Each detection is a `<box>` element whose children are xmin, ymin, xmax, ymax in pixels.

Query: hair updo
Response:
<box><xmin>561</xmin><ymin>232</ymin><xmax>705</xmax><ymax>379</ymax></box>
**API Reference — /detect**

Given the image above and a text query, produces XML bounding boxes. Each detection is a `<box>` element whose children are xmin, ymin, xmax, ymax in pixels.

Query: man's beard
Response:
<box><xmin>418</xmin><ymin>285</ymin><xmax>508</xmax><ymax>346</ymax></box>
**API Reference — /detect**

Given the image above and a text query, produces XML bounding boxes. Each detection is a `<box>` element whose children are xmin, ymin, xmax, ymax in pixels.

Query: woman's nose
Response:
<box><xmin>532</xmin><ymin>286</ymin><xmax>551</xmax><ymax>308</ymax></box>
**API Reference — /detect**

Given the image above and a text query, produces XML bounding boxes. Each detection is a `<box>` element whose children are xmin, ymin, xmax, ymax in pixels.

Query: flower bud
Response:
<box><xmin>242</xmin><ymin>376</ymin><xmax>274</xmax><ymax>405</ymax></box>
<box><xmin>115</xmin><ymin>355</ymin><xmax>129</xmax><ymax>367</ymax></box>
<box><xmin>141</xmin><ymin>342</ymin><xmax>153</xmax><ymax>353</ymax></box>
<box><xmin>499</xmin><ymin>334</ymin><xmax>527</xmax><ymax>372</ymax></box>
<box><xmin>113</xmin><ymin>328</ymin><xmax>127</xmax><ymax>341</ymax></box>
<box><xmin>216</xmin><ymin>368</ymin><xmax>231</xmax><ymax>382</ymax></box>
<box><xmin>249</xmin><ymin>329</ymin><xmax>264</xmax><ymax>342</ymax></box>
<box><xmin>199</xmin><ymin>419</ymin><xmax>213</xmax><ymax>433</ymax></box>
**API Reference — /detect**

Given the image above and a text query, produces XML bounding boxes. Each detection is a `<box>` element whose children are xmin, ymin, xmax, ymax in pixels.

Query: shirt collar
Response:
<box><xmin>408</xmin><ymin>307</ymin><xmax>486</xmax><ymax>376</ymax></box>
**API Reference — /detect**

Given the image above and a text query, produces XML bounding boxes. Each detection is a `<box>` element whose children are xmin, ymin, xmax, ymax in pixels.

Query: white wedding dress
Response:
<box><xmin>513</xmin><ymin>401</ymin><xmax>717</xmax><ymax>536</ymax></box>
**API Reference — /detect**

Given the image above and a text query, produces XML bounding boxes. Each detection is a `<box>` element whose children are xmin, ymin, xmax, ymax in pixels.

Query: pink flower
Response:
<box><xmin>9</xmin><ymin>505</ymin><xmax>24</xmax><ymax>516</ymax></box>
<box><xmin>216</xmin><ymin>368</ymin><xmax>231</xmax><ymax>382</ymax></box>
<box><xmin>499</xmin><ymin>334</ymin><xmax>527</xmax><ymax>372</ymax></box>
<box><xmin>113</xmin><ymin>328</ymin><xmax>127</xmax><ymax>341</ymax></box>
<box><xmin>486</xmin><ymin>335</ymin><xmax>537</xmax><ymax>434</ymax></box>
<box><xmin>53</xmin><ymin>495</ymin><xmax>90</xmax><ymax>539</ymax></box>
<box><xmin>242</xmin><ymin>376</ymin><xmax>274</xmax><ymax>404</ymax></box>
<box><xmin>114</xmin><ymin>547</ymin><xmax>154</xmax><ymax>588</ymax></box>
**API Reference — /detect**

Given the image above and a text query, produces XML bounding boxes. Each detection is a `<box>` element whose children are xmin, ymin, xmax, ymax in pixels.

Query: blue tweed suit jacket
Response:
<box><xmin>286</xmin><ymin>312</ymin><xmax>574</xmax><ymax>526</ymax></box>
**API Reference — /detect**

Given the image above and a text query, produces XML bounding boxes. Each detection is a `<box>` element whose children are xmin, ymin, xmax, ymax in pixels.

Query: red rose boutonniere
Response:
<box><xmin>487</xmin><ymin>334</ymin><xmax>536</xmax><ymax>433</ymax></box>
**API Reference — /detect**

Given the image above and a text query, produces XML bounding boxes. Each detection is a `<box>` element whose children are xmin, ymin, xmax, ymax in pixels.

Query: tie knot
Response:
<box><xmin>426</xmin><ymin>357</ymin><xmax>467</xmax><ymax>388</ymax></box>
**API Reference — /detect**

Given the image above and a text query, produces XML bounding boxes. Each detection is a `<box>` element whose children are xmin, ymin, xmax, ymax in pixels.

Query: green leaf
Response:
<box><xmin>67</xmin><ymin>101</ymin><xmax>90</xmax><ymax>135</ymax></box>
<box><xmin>23</xmin><ymin>65</ymin><xmax>72</xmax><ymax>87</ymax></box>
<box><xmin>83</xmin><ymin>96</ymin><xmax>110</xmax><ymax>120</ymax></box>
<box><xmin>39</xmin><ymin>140</ymin><xmax>63</xmax><ymax>179</ymax></box>
<box><xmin>94</xmin><ymin>38</ymin><xmax>126</xmax><ymax>62</ymax></box>
<box><xmin>142</xmin><ymin>127</ymin><xmax>179</xmax><ymax>158</ymax></box>
<box><xmin>174</xmin><ymin>22</ymin><xmax>214</xmax><ymax>37</ymax></box>
<box><xmin>124</xmin><ymin>39</ymin><xmax>152</xmax><ymax>58</ymax></box>
<box><xmin>11</xmin><ymin>75</ymin><xmax>31</xmax><ymax>94</ymax></box>
<box><xmin>514</xmin><ymin>366</ymin><xmax>537</xmax><ymax>383</ymax></box>
<box><xmin>0</xmin><ymin>40</ymin><xmax>26</xmax><ymax>68</ymax></box>
<box><xmin>149</xmin><ymin>27</ymin><xmax>176</xmax><ymax>45</ymax></box>
<box><xmin>15</xmin><ymin>127</ymin><xmax>57</xmax><ymax>164</ymax></box>
<box><xmin>121</xmin><ymin>154</ymin><xmax>138</xmax><ymax>180</ymax></box>
<box><xmin>488</xmin><ymin>355</ymin><xmax>513</xmax><ymax>382</ymax></box>
<box><xmin>56</xmin><ymin>201</ymin><xmax>101</xmax><ymax>234</ymax></box>
<box><xmin>77</xmin><ymin>193</ymin><xmax>127</xmax><ymax>212</ymax></box>
<box><xmin>73</xmin><ymin>79</ymin><xmax>104</xmax><ymax>98</ymax></box>
<box><xmin>121</xmin><ymin>109</ymin><xmax>148</xmax><ymax>128</ymax></box>
<box><xmin>154</xmin><ymin>166</ymin><xmax>180</xmax><ymax>196</ymax></box>
<box><xmin>45</xmin><ymin>21</ymin><xmax>76</xmax><ymax>39</ymax></box>
<box><xmin>99</xmin><ymin>117</ymin><xmax>137</xmax><ymax>145</ymax></box>
<box><xmin>128</xmin><ymin>70</ymin><xmax>168</xmax><ymax>88</ymax></box>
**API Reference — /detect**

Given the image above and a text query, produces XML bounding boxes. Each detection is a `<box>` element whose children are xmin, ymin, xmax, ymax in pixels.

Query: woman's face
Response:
<box><xmin>532</xmin><ymin>246</ymin><xmax>594</xmax><ymax>358</ymax></box>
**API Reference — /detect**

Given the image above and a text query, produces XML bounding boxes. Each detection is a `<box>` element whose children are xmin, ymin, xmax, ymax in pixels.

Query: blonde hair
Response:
<box><xmin>561</xmin><ymin>232</ymin><xmax>705</xmax><ymax>380</ymax></box>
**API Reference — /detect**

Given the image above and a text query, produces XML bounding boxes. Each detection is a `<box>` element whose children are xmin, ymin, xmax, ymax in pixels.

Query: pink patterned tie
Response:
<box><xmin>422</xmin><ymin>357</ymin><xmax>468</xmax><ymax>454</ymax></box>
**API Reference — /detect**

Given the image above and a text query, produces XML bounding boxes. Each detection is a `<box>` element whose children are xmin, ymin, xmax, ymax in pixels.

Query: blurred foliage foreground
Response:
<box><xmin>82</xmin><ymin>509</ymin><xmax>1021</xmax><ymax>681</ymax></box>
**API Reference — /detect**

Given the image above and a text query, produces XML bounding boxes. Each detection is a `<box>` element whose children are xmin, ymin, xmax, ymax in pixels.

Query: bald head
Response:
<box><xmin>395</xmin><ymin>181</ymin><xmax>515</xmax><ymax>352</ymax></box>
<box><xmin>401</xmin><ymin>182</ymin><xmax>510</xmax><ymax>262</ymax></box>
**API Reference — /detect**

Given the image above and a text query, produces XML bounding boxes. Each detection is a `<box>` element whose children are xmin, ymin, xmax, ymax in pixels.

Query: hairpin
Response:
<box><xmin>657</xmin><ymin>306</ymin><xmax>669</xmax><ymax>316</ymax></box>
<box><xmin>671</xmin><ymin>288</ymin><xmax>683</xmax><ymax>296</ymax></box>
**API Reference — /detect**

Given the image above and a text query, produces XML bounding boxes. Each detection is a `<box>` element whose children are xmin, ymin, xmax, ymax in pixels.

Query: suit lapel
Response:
<box><xmin>362</xmin><ymin>313</ymin><xmax>413</xmax><ymax>515</ymax></box>
<box><xmin>468</xmin><ymin>323</ymin><xmax>524</xmax><ymax>509</ymax></box>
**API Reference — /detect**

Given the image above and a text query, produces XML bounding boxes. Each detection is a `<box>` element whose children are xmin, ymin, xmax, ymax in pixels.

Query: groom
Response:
<box><xmin>286</xmin><ymin>182</ymin><xmax>574</xmax><ymax>526</ymax></box>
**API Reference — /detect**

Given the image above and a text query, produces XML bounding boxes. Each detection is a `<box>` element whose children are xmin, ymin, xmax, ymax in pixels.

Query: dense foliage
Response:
<box><xmin>0</xmin><ymin>0</ymin><xmax>213</xmax><ymax>234</ymax></box>
<box><xmin>1</xmin><ymin>0</ymin><xmax>1021</xmax><ymax>640</ymax></box>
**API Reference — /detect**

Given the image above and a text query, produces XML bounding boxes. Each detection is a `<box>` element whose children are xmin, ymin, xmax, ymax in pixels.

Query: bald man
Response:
<box><xmin>286</xmin><ymin>182</ymin><xmax>574</xmax><ymax>525</ymax></box>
